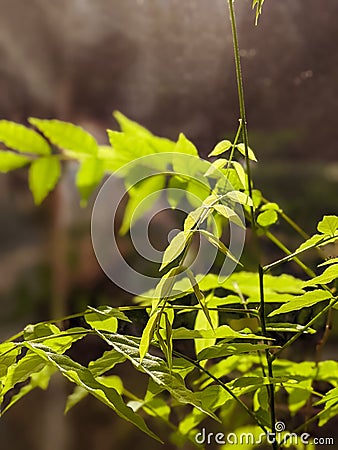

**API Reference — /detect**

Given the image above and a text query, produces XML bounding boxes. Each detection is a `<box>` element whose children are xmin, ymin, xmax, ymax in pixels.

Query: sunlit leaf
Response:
<box><xmin>171</xmin><ymin>325</ymin><xmax>265</xmax><ymax>340</ymax></box>
<box><xmin>204</xmin><ymin>158</ymin><xmax>227</xmax><ymax>176</ymax></box>
<box><xmin>226</xmin><ymin>190</ymin><xmax>253</xmax><ymax>206</ymax></box>
<box><xmin>231</xmin><ymin>161</ymin><xmax>246</xmax><ymax>188</ymax></box>
<box><xmin>29</xmin><ymin>119</ymin><xmax>98</xmax><ymax>155</ymax></box>
<box><xmin>317</xmin><ymin>215</ymin><xmax>338</xmax><ymax>237</ymax></box>
<box><xmin>199</xmin><ymin>229</ymin><xmax>241</xmax><ymax>265</ymax></box>
<box><xmin>213</xmin><ymin>204</ymin><xmax>245</xmax><ymax>228</ymax></box>
<box><xmin>160</xmin><ymin>231</ymin><xmax>189</xmax><ymax>271</ymax></box>
<box><xmin>257</xmin><ymin>209</ymin><xmax>278</xmax><ymax>227</ymax></box>
<box><xmin>175</xmin><ymin>133</ymin><xmax>198</xmax><ymax>156</ymax></box>
<box><xmin>318</xmin><ymin>257</ymin><xmax>338</xmax><ymax>267</ymax></box>
<box><xmin>167</xmin><ymin>176</ymin><xmax>187</xmax><ymax>209</ymax></box>
<box><xmin>26</xmin><ymin>342</ymin><xmax>161</xmax><ymax>442</ymax></box>
<box><xmin>28</xmin><ymin>156</ymin><xmax>61</xmax><ymax>204</ymax></box>
<box><xmin>268</xmin><ymin>290</ymin><xmax>332</xmax><ymax>316</ymax></box>
<box><xmin>0</xmin><ymin>121</ymin><xmax>50</xmax><ymax>155</ymax></box>
<box><xmin>302</xmin><ymin>265</ymin><xmax>338</xmax><ymax>287</ymax></box>
<box><xmin>98</xmin><ymin>332</ymin><xmax>219</xmax><ymax>421</ymax></box>
<box><xmin>120</xmin><ymin>175</ymin><xmax>165</xmax><ymax>235</ymax></box>
<box><xmin>208</xmin><ymin>140</ymin><xmax>232</xmax><ymax>157</ymax></box>
<box><xmin>197</xmin><ymin>342</ymin><xmax>275</xmax><ymax>361</ymax></box>
<box><xmin>139</xmin><ymin>311</ymin><xmax>160</xmax><ymax>362</ymax></box>
<box><xmin>0</xmin><ymin>151</ymin><xmax>30</xmax><ymax>172</ymax></box>
<box><xmin>236</xmin><ymin>143</ymin><xmax>257</xmax><ymax>162</ymax></box>
<box><xmin>76</xmin><ymin>157</ymin><xmax>104</xmax><ymax>204</ymax></box>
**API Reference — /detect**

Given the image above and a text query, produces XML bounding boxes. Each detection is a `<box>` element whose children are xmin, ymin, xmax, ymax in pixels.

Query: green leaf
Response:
<box><xmin>139</xmin><ymin>311</ymin><xmax>160</xmax><ymax>362</ymax></box>
<box><xmin>65</xmin><ymin>375</ymin><xmax>123</xmax><ymax>414</ymax></box>
<box><xmin>184</xmin><ymin>206</ymin><xmax>205</xmax><ymax>231</ymax></box>
<box><xmin>295</xmin><ymin>234</ymin><xmax>326</xmax><ymax>253</ymax></box>
<box><xmin>315</xmin><ymin>387</ymin><xmax>338</xmax><ymax>427</ymax></box>
<box><xmin>213</xmin><ymin>204</ymin><xmax>245</xmax><ymax>228</ymax></box>
<box><xmin>22</xmin><ymin>325</ymin><xmax>87</xmax><ymax>354</ymax></box>
<box><xmin>179</xmin><ymin>385</ymin><xmax>232</xmax><ymax>434</ymax></box>
<box><xmin>160</xmin><ymin>231</ymin><xmax>189</xmax><ymax>271</ymax></box>
<box><xmin>167</xmin><ymin>176</ymin><xmax>187</xmax><ymax>209</ymax></box>
<box><xmin>261</xmin><ymin>202</ymin><xmax>281</xmax><ymax>212</ymax></box>
<box><xmin>86</xmin><ymin>306</ymin><xmax>131</xmax><ymax>324</ymax></box>
<box><xmin>120</xmin><ymin>175</ymin><xmax>165</xmax><ymax>235</ymax></box>
<box><xmin>268</xmin><ymin>290</ymin><xmax>332</xmax><ymax>316</ymax></box>
<box><xmin>185</xmin><ymin>179</ymin><xmax>211</xmax><ymax>208</ymax></box>
<box><xmin>286</xmin><ymin>380</ymin><xmax>312</xmax><ymax>416</ymax></box>
<box><xmin>0</xmin><ymin>121</ymin><xmax>50</xmax><ymax>155</ymax></box>
<box><xmin>171</xmin><ymin>325</ymin><xmax>265</xmax><ymax>340</ymax></box>
<box><xmin>226</xmin><ymin>190</ymin><xmax>253</xmax><ymax>206</ymax></box>
<box><xmin>231</xmin><ymin>161</ymin><xmax>247</xmax><ymax>188</ymax></box>
<box><xmin>28</xmin><ymin>156</ymin><xmax>61</xmax><ymax>204</ymax></box>
<box><xmin>85</xmin><ymin>309</ymin><xmax>118</xmax><ymax>333</ymax></box>
<box><xmin>197</xmin><ymin>342</ymin><xmax>275</xmax><ymax>361</ymax></box>
<box><xmin>204</xmin><ymin>158</ymin><xmax>227</xmax><ymax>176</ymax></box>
<box><xmin>25</xmin><ymin>342</ymin><xmax>161</xmax><ymax>442</ymax></box>
<box><xmin>194</xmin><ymin>298</ymin><xmax>219</xmax><ymax>357</ymax></box>
<box><xmin>302</xmin><ymin>265</ymin><xmax>338</xmax><ymax>287</ymax></box>
<box><xmin>113</xmin><ymin>111</ymin><xmax>153</xmax><ymax>138</ymax></box>
<box><xmin>89</xmin><ymin>349</ymin><xmax>127</xmax><ymax>377</ymax></box>
<box><xmin>208</xmin><ymin>140</ymin><xmax>232</xmax><ymax>157</ymax></box>
<box><xmin>76</xmin><ymin>157</ymin><xmax>104</xmax><ymax>204</ymax></box>
<box><xmin>257</xmin><ymin>209</ymin><xmax>278</xmax><ymax>227</ymax></box>
<box><xmin>236</xmin><ymin>143</ymin><xmax>257</xmax><ymax>162</ymax></box>
<box><xmin>1</xmin><ymin>365</ymin><xmax>55</xmax><ymax>415</ymax></box>
<box><xmin>253</xmin><ymin>0</ymin><xmax>265</xmax><ymax>25</ymax></box>
<box><xmin>29</xmin><ymin>119</ymin><xmax>98</xmax><ymax>155</ymax></box>
<box><xmin>113</xmin><ymin>112</ymin><xmax>176</xmax><ymax>153</ymax></box>
<box><xmin>175</xmin><ymin>133</ymin><xmax>198</xmax><ymax>156</ymax></box>
<box><xmin>186</xmin><ymin>269</ymin><xmax>214</xmax><ymax>330</ymax></box>
<box><xmin>0</xmin><ymin>351</ymin><xmax>47</xmax><ymax>406</ymax></box>
<box><xmin>0</xmin><ymin>151</ymin><xmax>30</xmax><ymax>172</ymax></box>
<box><xmin>318</xmin><ymin>257</ymin><xmax>338</xmax><ymax>267</ymax></box>
<box><xmin>199</xmin><ymin>229</ymin><xmax>241</xmax><ymax>265</ymax></box>
<box><xmin>317</xmin><ymin>215</ymin><xmax>338</xmax><ymax>237</ymax></box>
<box><xmin>98</xmin><ymin>332</ymin><xmax>219</xmax><ymax>421</ymax></box>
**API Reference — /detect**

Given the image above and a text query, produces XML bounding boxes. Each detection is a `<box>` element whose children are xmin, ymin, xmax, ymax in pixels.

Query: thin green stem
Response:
<box><xmin>272</xmin><ymin>297</ymin><xmax>338</xmax><ymax>360</ymax></box>
<box><xmin>263</xmin><ymin>234</ymin><xmax>334</xmax><ymax>274</ymax></box>
<box><xmin>228</xmin><ymin>0</ymin><xmax>254</xmax><ymax>220</ymax></box>
<box><xmin>228</xmin><ymin>3</ymin><xmax>276</xmax><ymax>447</ymax></box>
<box><xmin>259</xmin><ymin>265</ymin><xmax>277</xmax><ymax>439</ymax></box>
<box><xmin>172</xmin><ymin>348</ymin><xmax>268</xmax><ymax>434</ymax></box>
<box><xmin>228</xmin><ymin>0</ymin><xmax>274</xmax><ymax>425</ymax></box>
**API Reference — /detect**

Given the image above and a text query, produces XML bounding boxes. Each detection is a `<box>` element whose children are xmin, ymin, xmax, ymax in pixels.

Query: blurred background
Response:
<box><xmin>0</xmin><ymin>0</ymin><xmax>337</xmax><ymax>449</ymax></box>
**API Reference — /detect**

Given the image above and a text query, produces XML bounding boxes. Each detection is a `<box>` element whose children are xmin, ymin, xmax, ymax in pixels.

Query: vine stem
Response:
<box><xmin>227</xmin><ymin>2</ymin><xmax>277</xmax><ymax>447</ymax></box>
